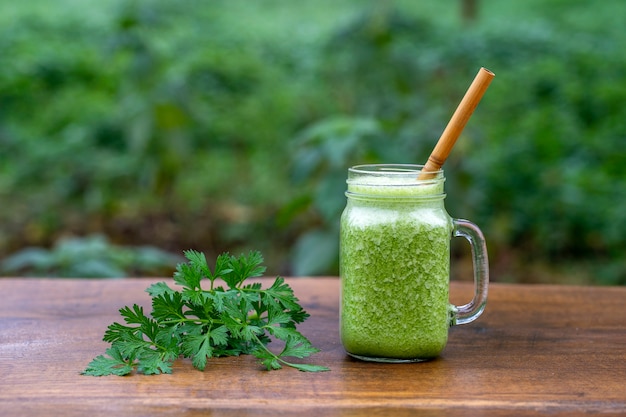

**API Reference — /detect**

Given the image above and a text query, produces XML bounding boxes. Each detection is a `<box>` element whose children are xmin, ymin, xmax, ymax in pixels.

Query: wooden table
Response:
<box><xmin>1</xmin><ymin>278</ymin><xmax>625</xmax><ymax>416</ymax></box>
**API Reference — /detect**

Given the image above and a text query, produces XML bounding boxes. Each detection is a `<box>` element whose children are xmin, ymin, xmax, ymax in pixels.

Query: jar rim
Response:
<box><xmin>348</xmin><ymin>164</ymin><xmax>443</xmax><ymax>176</ymax></box>
<box><xmin>346</xmin><ymin>164</ymin><xmax>445</xmax><ymax>199</ymax></box>
<box><xmin>347</xmin><ymin>164</ymin><xmax>444</xmax><ymax>186</ymax></box>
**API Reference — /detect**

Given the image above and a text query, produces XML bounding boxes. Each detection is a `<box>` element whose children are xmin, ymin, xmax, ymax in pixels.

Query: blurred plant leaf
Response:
<box><xmin>1</xmin><ymin>235</ymin><xmax>181</xmax><ymax>278</ymax></box>
<box><xmin>291</xmin><ymin>230</ymin><xmax>339</xmax><ymax>276</ymax></box>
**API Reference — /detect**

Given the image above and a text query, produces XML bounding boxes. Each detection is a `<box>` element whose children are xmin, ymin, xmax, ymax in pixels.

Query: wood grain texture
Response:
<box><xmin>1</xmin><ymin>278</ymin><xmax>625</xmax><ymax>416</ymax></box>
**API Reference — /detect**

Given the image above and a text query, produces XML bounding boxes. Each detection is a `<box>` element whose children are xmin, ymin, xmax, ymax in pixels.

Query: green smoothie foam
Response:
<box><xmin>340</xmin><ymin>173</ymin><xmax>453</xmax><ymax>361</ymax></box>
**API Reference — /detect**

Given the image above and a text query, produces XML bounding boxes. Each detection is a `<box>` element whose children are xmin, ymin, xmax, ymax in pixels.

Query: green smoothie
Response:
<box><xmin>340</xmin><ymin>168</ymin><xmax>454</xmax><ymax>361</ymax></box>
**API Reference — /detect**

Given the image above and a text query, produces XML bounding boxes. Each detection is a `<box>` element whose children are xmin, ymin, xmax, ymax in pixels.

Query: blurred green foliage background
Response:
<box><xmin>1</xmin><ymin>0</ymin><xmax>624</xmax><ymax>283</ymax></box>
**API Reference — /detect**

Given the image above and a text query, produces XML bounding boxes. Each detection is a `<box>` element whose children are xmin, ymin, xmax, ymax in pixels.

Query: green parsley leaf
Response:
<box><xmin>222</xmin><ymin>251</ymin><xmax>266</xmax><ymax>289</ymax></box>
<box><xmin>279</xmin><ymin>335</ymin><xmax>320</xmax><ymax>359</ymax></box>
<box><xmin>83</xmin><ymin>346</ymin><xmax>134</xmax><ymax>376</ymax></box>
<box><xmin>286</xmin><ymin>363</ymin><xmax>330</xmax><ymax>373</ymax></box>
<box><xmin>83</xmin><ymin>250</ymin><xmax>328</xmax><ymax>376</ymax></box>
<box><xmin>181</xmin><ymin>331</ymin><xmax>213</xmax><ymax>371</ymax></box>
<box><xmin>150</xmin><ymin>292</ymin><xmax>185</xmax><ymax>322</ymax></box>
<box><xmin>146</xmin><ymin>281</ymin><xmax>176</xmax><ymax>297</ymax></box>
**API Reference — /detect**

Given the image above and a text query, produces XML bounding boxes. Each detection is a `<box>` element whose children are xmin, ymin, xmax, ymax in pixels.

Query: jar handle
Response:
<box><xmin>451</xmin><ymin>219</ymin><xmax>489</xmax><ymax>325</ymax></box>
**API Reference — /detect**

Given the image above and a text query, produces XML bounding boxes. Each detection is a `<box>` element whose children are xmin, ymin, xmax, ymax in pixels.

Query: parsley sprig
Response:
<box><xmin>83</xmin><ymin>250</ymin><xmax>329</xmax><ymax>375</ymax></box>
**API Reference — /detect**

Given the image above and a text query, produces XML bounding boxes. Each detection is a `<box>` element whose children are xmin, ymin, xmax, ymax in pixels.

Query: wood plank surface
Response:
<box><xmin>1</xmin><ymin>278</ymin><xmax>625</xmax><ymax>416</ymax></box>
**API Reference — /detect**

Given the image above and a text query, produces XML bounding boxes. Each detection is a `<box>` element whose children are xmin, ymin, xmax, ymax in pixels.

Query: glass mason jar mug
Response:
<box><xmin>339</xmin><ymin>164</ymin><xmax>489</xmax><ymax>362</ymax></box>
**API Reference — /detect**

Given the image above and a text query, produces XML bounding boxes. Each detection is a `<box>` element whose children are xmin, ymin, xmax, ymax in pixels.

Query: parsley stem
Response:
<box><xmin>252</xmin><ymin>334</ymin><xmax>284</xmax><ymax>366</ymax></box>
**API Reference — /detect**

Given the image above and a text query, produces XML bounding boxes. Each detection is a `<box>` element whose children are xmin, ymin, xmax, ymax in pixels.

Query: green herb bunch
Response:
<box><xmin>83</xmin><ymin>250</ymin><xmax>329</xmax><ymax>375</ymax></box>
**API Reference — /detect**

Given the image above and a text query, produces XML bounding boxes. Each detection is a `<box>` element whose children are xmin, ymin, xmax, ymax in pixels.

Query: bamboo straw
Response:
<box><xmin>418</xmin><ymin>67</ymin><xmax>495</xmax><ymax>179</ymax></box>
